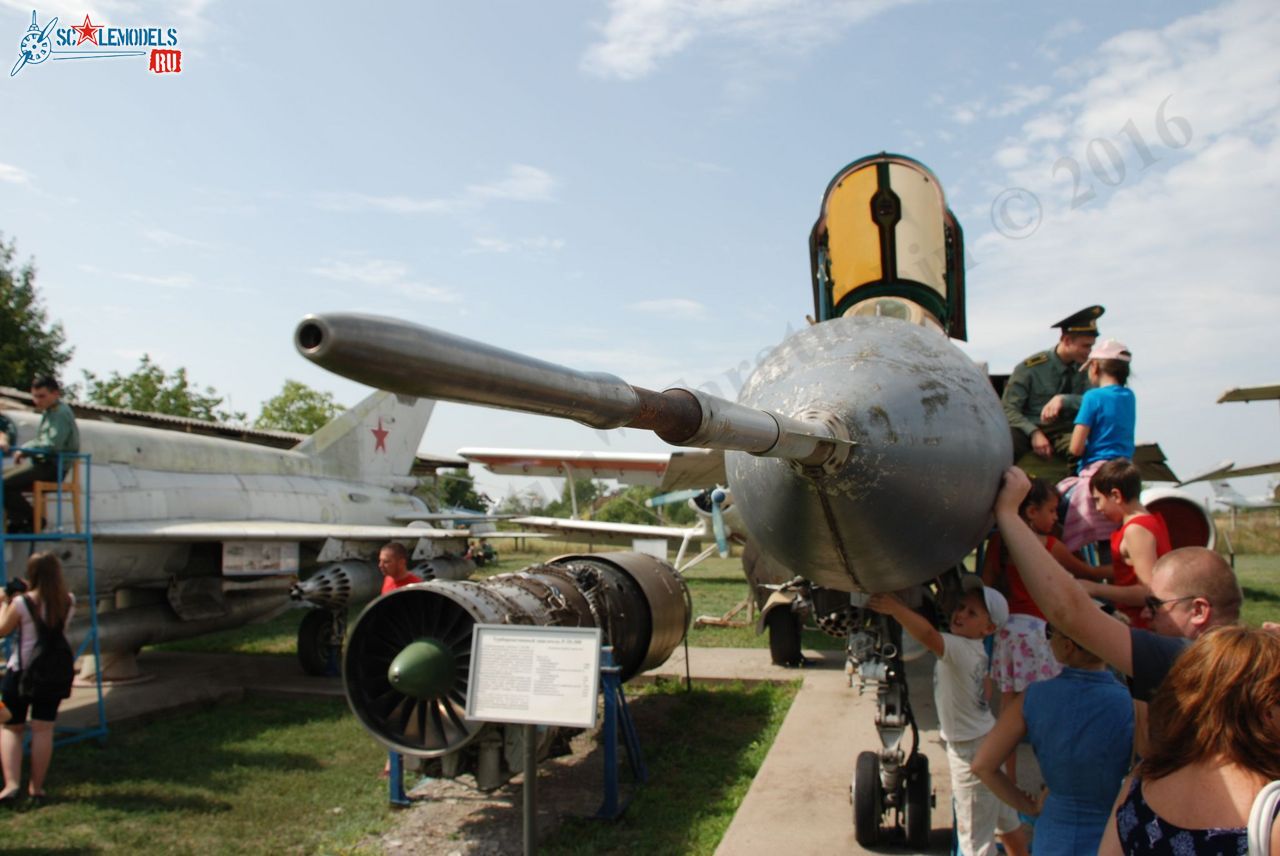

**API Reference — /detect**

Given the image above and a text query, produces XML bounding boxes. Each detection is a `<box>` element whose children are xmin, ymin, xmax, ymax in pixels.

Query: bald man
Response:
<box><xmin>994</xmin><ymin>466</ymin><xmax>1242</xmax><ymax>700</ymax></box>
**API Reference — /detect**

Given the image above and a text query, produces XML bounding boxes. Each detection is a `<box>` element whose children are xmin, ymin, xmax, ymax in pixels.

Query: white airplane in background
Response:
<box><xmin>1178</xmin><ymin>384</ymin><xmax>1280</xmax><ymax>486</ymax></box>
<box><xmin>1209</xmin><ymin>480</ymin><xmax>1280</xmax><ymax>510</ymax></box>
<box><xmin>2</xmin><ymin>389</ymin><xmax>492</xmax><ymax>679</ymax></box>
<box><xmin>457</xmin><ymin>446</ymin><xmax>741</xmax><ymax>572</ymax></box>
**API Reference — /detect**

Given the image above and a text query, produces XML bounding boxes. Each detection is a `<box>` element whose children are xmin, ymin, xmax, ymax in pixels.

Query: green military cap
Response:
<box><xmin>1052</xmin><ymin>305</ymin><xmax>1103</xmax><ymax>335</ymax></box>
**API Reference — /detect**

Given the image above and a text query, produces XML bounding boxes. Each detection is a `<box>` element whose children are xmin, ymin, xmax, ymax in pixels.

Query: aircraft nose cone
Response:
<box><xmin>388</xmin><ymin>639</ymin><xmax>456</xmax><ymax>699</ymax></box>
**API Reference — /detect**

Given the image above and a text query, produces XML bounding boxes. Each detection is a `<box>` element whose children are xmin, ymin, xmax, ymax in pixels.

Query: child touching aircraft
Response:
<box><xmin>869</xmin><ymin>583</ymin><xmax>1029</xmax><ymax>856</ymax></box>
<box><xmin>981</xmin><ymin>476</ymin><xmax>1104</xmax><ymax>785</ymax></box>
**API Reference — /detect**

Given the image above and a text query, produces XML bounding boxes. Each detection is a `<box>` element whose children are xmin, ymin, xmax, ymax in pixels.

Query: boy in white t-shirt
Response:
<box><xmin>869</xmin><ymin>581</ymin><xmax>1029</xmax><ymax>856</ymax></box>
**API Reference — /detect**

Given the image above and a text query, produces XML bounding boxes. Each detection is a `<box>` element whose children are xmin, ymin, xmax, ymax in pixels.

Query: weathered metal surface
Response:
<box><xmin>728</xmin><ymin>314</ymin><xmax>1009</xmax><ymax>592</ymax></box>
<box><xmin>342</xmin><ymin>552</ymin><xmax>690</xmax><ymax>761</ymax></box>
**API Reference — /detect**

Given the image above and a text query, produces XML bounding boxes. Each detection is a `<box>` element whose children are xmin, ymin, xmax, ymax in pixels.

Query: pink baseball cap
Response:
<box><xmin>1082</xmin><ymin>338</ymin><xmax>1131</xmax><ymax>367</ymax></box>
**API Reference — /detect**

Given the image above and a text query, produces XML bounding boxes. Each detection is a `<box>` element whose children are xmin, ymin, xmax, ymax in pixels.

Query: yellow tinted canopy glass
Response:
<box><xmin>809</xmin><ymin>154</ymin><xmax>966</xmax><ymax>339</ymax></box>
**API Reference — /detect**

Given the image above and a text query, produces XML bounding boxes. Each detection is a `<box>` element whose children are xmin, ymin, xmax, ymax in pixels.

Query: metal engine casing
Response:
<box><xmin>728</xmin><ymin>314</ymin><xmax>1011</xmax><ymax>593</ymax></box>
<box><xmin>342</xmin><ymin>551</ymin><xmax>689</xmax><ymax>787</ymax></box>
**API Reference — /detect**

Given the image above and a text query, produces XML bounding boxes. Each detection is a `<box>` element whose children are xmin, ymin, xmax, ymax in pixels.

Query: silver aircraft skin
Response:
<box><xmin>2</xmin><ymin>390</ymin><xmax>474</xmax><ymax>678</ymax></box>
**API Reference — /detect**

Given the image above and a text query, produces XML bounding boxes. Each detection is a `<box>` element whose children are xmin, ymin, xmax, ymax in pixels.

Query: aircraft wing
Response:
<box><xmin>509</xmin><ymin>516</ymin><xmax>705</xmax><ymax>547</ymax></box>
<box><xmin>1217</xmin><ymin>384</ymin><xmax>1280</xmax><ymax>403</ymax></box>
<box><xmin>1132</xmin><ymin>442</ymin><xmax>1179</xmax><ymax>483</ymax></box>
<box><xmin>659</xmin><ymin>449</ymin><xmax>727</xmax><ymax>492</ymax></box>
<box><xmin>1179</xmin><ymin>459</ymin><xmax>1280</xmax><ymax>485</ymax></box>
<box><xmin>458</xmin><ymin>447</ymin><xmax>672</xmax><ymax>486</ymax></box>
<box><xmin>91</xmin><ymin>520</ymin><xmax>467</xmax><ymax>542</ymax></box>
<box><xmin>458</xmin><ymin>445</ymin><xmax>727</xmax><ymax>494</ymax></box>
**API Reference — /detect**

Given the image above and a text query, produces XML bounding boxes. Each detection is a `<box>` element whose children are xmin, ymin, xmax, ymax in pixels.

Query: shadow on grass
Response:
<box><xmin>51</xmin><ymin>697</ymin><xmax>338</xmax><ymax>807</ymax></box>
<box><xmin>448</xmin><ymin>681</ymin><xmax>794</xmax><ymax>856</ymax></box>
<box><xmin>1243</xmin><ymin>586</ymin><xmax>1280</xmax><ymax>603</ymax></box>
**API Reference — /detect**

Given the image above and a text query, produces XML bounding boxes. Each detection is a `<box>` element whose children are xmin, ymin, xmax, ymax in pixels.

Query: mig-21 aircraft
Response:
<box><xmin>1</xmin><ymin>388</ymin><xmax>486</xmax><ymax>679</ymax></box>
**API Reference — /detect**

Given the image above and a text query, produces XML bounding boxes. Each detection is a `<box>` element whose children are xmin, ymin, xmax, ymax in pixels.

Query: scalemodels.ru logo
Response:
<box><xmin>10</xmin><ymin>10</ymin><xmax>182</xmax><ymax>77</ymax></box>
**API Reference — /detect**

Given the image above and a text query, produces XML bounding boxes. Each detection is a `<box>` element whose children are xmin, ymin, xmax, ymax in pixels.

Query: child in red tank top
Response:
<box><xmin>1076</xmin><ymin>459</ymin><xmax>1171</xmax><ymax>628</ymax></box>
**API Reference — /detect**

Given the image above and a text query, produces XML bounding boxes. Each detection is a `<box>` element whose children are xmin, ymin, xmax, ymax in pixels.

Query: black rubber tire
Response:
<box><xmin>765</xmin><ymin>604</ymin><xmax>804</xmax><ymax>667</ymax></box>
<box><xmin>904</xmin><ymin>752</ymin><xmax>931</xmax><ymax>848</ymax></box>
<box><xmin>853</xmin><ymin>750</ymin><xmax>883</xmax><ymax>846</ymax></box>
<box><xmin>297</xmin><ymin>609</ymin><xmax>341</xmax><ymax>676</ymax></box>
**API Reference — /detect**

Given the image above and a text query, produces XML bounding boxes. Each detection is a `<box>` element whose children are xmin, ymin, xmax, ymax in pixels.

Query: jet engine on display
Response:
<box><xmin>343</xmin><ymin>551</ymin><xmax>689</xmax><ymax>790</ymax></box>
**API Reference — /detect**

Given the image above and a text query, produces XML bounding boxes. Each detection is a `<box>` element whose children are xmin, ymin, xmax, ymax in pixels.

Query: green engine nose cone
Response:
<box><xmin>388</xmin><ymin>639</ymin><xmax>456</xmax><ymax>699</ymax></box>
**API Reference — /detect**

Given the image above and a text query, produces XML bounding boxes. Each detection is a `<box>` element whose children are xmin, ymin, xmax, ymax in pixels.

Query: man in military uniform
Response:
<box><xmin>1002</xmin><ymin>306</ymin><xmax>1102</xmax><ymax>475</ymax></box>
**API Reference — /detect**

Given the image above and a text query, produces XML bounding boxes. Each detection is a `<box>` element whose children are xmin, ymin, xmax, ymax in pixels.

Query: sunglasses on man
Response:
<box><xmin>1143</xmin><ymin>594</ymin><xmax>1198</xmax><ymax>613</ymax></box>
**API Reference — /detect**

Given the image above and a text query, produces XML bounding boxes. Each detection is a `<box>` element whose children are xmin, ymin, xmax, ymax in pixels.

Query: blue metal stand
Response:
<box><xmin>594</xmin><ymin>646</ymin><xmax>647</xmax><ymax>820</ymax></box>
<box><xmin>388</xmin><ymin>752</ymin><xmax>411</xmax><ymax>807</ymax></box>
<box><xmin>1</xmin><ymin>452</ymin><xmax>109</xmax><ymax>749</ymax></box>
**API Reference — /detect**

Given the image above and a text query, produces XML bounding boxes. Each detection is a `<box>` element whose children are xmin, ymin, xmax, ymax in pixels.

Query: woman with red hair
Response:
<box><xmin>1100</xmin><ymin>625</ymin><xmax>1280</xmax><ymax>854</ymax></box>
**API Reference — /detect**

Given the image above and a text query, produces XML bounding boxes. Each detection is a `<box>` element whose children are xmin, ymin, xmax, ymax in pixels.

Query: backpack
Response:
<box><xmin>17</xmin><ymin>594</ymin><xmax>75</xmax><ymax>700</ymax></box>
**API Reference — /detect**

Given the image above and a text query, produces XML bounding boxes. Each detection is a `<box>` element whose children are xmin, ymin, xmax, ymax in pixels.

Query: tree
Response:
<box><xmin>595</xmin><ymin>485</ymin><xmax>697</xmax><ymax>525</ymax></box>
<box><xmin>0</xmin><ymin>234</ymin><xmax>73</xmax><ymax>389</ymax></box>
<box><xmin>255</xmin><ymin>380</ymin><xmax>344</xmax><ymax>434</ymax></box>
<box><xmin>82</xmin><ymin>355</ymin><xmax>247</xmax><ymax>423</ymax></box>
<box><xmin>418</xmin><ymin>468</ymin><xmax>491</xmax><ymax>512</ymax></box>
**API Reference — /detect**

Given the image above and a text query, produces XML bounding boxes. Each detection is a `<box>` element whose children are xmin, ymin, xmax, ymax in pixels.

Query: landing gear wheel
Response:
<box><xmin>765</xmin><ymin>604</ymin><xmax>803</xmax><ymax>667</ymax></box>
<box><xmin>903</xmin><ymin>752</ymin><xmax>931</xmax><ymax>848</ymax></box>
<box><xmin>297</xmin><ymin>609</ymin><xmax>343</xmax><ymax>676</ymax></box>
<box><xmin>853</xmin><ymin>750</ymin><xmax>883</xmax><ymax>845</ymax></box>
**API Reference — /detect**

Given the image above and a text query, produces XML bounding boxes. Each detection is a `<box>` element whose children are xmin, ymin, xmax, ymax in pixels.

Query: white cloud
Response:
<box><xmin>317</xmin><ymin>164</ymin><xmax>556</xmax><ymax>215</ymax></box>
<box><xmin>309</xmin><ymin>258</ymin><xmax>460</xmax><ymax>303</ymax></box>
<box><xmin>116</xmin><ymin>272</ymin><xmax>195</xmax><ymax>289</ymax></box>
<box><xmin>141</xmin><ymin>228</ymin><xmax>213</xmax><ymax>249</ymax></box>
<box><xmin>465</xmin><ymin>164</ymin><xmax>556</xmax><ymax>202</ymax></box>
<box><xmin>625</xmin><ymin>297</ymin><xmax>707</xmax><ymax>319</ymax></box>
<box><xmin>469</xmin><ymin>235</ymin><xmax>566</xmax><ymax>255</ymax></box>
<box><xmin>581</xmin><ymin>0</ymin><xmax>920</xmax><ymax>81</ymax></box>
<box><xmin>972</xmin><ymin>0</ymin><xmax>1280</xmax><ymax>474</ymax></box>
<box><xmin>988</xmin><ymin>85</ymin><xmax>1052</xmax><ymax>118</ymax></box>
<box><xmin>0</xmin><ymin>162</ymin><xmax>29</xmax><ymax>184</ymax></box>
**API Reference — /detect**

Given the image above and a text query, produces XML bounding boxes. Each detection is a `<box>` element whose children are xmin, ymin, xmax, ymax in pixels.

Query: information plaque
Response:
<box><xmin>465</xmin><ymin>625</ymin><xmax>603</xmax><ymax>729</ymax></box>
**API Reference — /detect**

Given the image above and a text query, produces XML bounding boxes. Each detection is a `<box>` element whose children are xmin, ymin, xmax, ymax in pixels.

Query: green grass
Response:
<box><xmin>6</xmin><ymin>697</ymin><xmax>388</xmax><ymax>854</ymax></box>
<box><xmin>6</xmin><ymin>681</ymin><xmax>795</xmax><ymax>856</ymax></box>
<box><xmin>542</xmin><ymin>679</ymin><xmax>798</xmax><ymax>856</ymax></box>
<box><xmin>1233</xmin><ymin>553</ymin><xmax>1280</xmax><ymax>627</ymax></box>
<box><xmin>153</xmin><ymin>608</ymin><xmax>308</xmax><ymax>656</ymax></box>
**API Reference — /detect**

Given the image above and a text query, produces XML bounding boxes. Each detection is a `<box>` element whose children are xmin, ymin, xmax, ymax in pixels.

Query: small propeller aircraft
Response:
<box><xmin>1</xmin><ymin>388</ymin><xmax>492</xmax><ymax>679</ymax></box>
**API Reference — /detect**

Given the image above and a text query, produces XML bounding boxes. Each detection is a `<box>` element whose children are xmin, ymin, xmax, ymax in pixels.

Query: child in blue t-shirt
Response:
<box><xmin>1059</xmin><ymin>338</ymin><xmax>1134</xmax><ymax>550</ymax></box>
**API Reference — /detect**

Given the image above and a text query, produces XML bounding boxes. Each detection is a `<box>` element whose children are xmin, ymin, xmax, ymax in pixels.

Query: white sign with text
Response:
<box><xmin>465</xmin><ymin>625</ymin><xmax>602</xmax><ymax>729</ymax></box>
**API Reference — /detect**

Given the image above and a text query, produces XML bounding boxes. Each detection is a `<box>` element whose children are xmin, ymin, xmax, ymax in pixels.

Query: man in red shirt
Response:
<box><xmin>378</xmin><ymin>542</ymin><xmax>422</xmax><ymax>594</ymax></box>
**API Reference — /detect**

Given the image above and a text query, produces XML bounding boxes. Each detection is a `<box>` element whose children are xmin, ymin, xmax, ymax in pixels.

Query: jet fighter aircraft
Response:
<box><xmin>296</xmin><ymin>153</ymin><xmax>1212</xmax><ymax>845</ymax></box>
<box><xmin>1</xmin><ymin>389</ymin><xmax>481</xmax><ymax>679</ymax></box>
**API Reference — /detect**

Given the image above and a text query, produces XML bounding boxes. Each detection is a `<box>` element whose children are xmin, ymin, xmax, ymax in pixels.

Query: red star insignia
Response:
<box><xmin>370</xmin><ymin>417</ymin><xmax>389</xmax><ymax>453</ymax></box>
<box><xmin>72</xmin><ymin>14</ymin><xmax>102</xmax><ymax>46</ymax></box>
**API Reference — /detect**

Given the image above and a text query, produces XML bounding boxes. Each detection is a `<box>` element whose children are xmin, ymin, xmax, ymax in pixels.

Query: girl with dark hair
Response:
<box><xmin>1100</xmin><ymin>626</ymin><xmax>1280</xmax><ymax>854</ymax></box>
<box><xmin>0</xmin><ymin>551</ymin><xmax>75</xmax><ymax>805</ymax></box>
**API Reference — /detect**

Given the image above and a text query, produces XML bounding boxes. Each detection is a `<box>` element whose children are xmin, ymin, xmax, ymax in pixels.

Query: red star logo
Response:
<box><xmin>370</xmin><ymin>417</ymin><xmax>389</xmax><ymax>453</ymax></box>
<box><xmin>72</xmin><ymin>14</ymin><xmax>102</xmax><ymax>46</ymax></box>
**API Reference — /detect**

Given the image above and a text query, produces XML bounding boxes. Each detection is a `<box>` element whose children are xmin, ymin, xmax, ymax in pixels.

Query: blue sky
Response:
<box><xmin>3</xmin><ymin>0</ymin><xmax>1277</xmax><ymax>506</ymax></box>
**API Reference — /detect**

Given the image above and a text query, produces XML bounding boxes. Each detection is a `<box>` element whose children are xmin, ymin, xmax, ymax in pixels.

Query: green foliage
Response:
<box><xmin>595</xmin><ymin>484</ymin><xmax>697</xmax><ymax>525</ymax></box>
<box><xmin>0</xmin><ymin>234</ymin><xmax>73</xmax><ymax>389</ymax></box>
<box><xmin>82</xmin><ymin>354</ymin><xmax>247</xmax><ymax>423</ymax></box>
<box><xmin>496</xmin><ymin>485</ymin><xmax>551</xmax><ymax>515</ymax></box>
<box><xmin>538</xmin><ymin>476</ymin><xmax>603</xmax><ymax>517</ymax></box>
<box><xmin>418</xmin><ymin>467</ymin><xmax>491</xmax><ymax>512</ymax></box>
<box><xmin>254</xmin><ymin>379</ymin><xmax>344</xmax><ymax>434</ymax></box>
